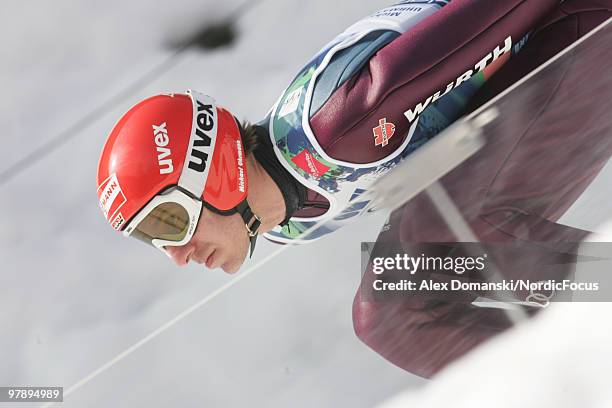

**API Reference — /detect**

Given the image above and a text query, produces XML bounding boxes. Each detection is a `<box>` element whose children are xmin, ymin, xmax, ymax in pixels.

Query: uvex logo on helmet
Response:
<box><xmin>153</xmin><ymin>122</ymin><xmax>173</xmax><ymax>174</ymax></box>
<box><xmin>188</xmin><ymin>101</ymin><xmax>216</xmax><ymax>173</ymax></box>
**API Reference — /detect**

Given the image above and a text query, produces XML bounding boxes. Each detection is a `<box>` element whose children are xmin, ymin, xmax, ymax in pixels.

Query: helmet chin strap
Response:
<box><xmin>235</xmin><ymin>200</ymin><xmax>262</xmax><ymax>258</ymax></box>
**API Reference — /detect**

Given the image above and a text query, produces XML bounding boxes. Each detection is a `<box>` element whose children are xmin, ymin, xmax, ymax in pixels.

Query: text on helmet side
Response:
<box><xmin>188</xmin><ymin>101</ymin><xmax>215</xmax><ymax>173</ymax></box>
<box><xmin>153</xmin><ymin>122</ymin><xmax>174</xmax><ymax>175</ymax></box>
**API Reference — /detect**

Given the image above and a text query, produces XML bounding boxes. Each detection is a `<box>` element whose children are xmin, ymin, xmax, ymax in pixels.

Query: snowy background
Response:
<box><xmin>1</xmin><ymin>1</ymin><xmax>610</xmax><ymax>407</ymax></box>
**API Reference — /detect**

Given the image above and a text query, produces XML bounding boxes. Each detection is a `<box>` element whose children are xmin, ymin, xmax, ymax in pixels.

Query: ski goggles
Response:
<box><xmin>123</xmin><ymin>187</ymin><xmax>202</xmax><ymax>250</ymax></box>
<box><xmin>123</xmin><ymin>186</ymin><xmax>261</xmax><ymax>256</ymax></box>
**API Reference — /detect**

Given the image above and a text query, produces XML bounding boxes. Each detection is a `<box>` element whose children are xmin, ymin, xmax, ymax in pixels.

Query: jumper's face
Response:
<box><xmin>164</xmin><ymin>205</ymin><xmax>250</xmax><ymax>274</ymax></box>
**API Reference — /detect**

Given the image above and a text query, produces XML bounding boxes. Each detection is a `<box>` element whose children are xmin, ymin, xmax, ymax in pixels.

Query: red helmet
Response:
<box><xmin>96</xmin><ymin>90</ymin><xmax>260</xmax><ymax>254</ymax></box>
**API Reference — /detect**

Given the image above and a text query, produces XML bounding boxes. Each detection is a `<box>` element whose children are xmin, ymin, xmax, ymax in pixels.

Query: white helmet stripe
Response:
<box><xmin>178</xmin><ymin>90</ymin><xmax>218</xmax><ymax>197</ymax></box>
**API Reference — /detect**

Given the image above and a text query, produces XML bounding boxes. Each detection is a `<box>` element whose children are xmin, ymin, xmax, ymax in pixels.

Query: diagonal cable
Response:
<box><xmin>40</xmin><ymin>192</ymin><xmax>383</xmax><ymax>407</ymax></box>
<box><xmin>0</xmin><ymin>0</ymin><xmax>262</xmax><ymax>188</ymax></box>
<box><xmin>0</xmin><ymin>47</ymin><xmax>186</xmax><ymax>187</ymax></box>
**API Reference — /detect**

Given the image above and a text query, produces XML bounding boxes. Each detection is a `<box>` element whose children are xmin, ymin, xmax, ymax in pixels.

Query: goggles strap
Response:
<box><xmin>236</xmin><ymin>200</ymin><xmax>262</xmax><ymax>258</ymax></box>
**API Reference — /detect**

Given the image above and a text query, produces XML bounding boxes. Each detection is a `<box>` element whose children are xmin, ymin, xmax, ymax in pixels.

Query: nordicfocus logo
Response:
<box><xmin>404</xmin><ymin>36</ymin><xmax>513</xmax><ymax>123</ymax></box>
<box><xmin>152</xmin><ymin>122</ymin><xmax>173</xmax><ymax>175</ymax></box>
<box><xmin>188</xmin><ymin>101</ymin><xmax>215</xmax><ymax>173</ymax></box>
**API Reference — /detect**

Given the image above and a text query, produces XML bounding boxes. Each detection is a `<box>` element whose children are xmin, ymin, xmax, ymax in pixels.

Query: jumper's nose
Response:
<box><xmin>164</xmin><ymin>244</ymin><xmax>195</xmax><ymax>267</ymax></box>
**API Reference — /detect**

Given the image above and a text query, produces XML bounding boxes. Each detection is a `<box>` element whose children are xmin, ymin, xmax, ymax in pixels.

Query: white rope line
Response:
<box><xmin>40</xmin><ymin>196</ymin><xmax>377</xmax><ymax>407</ymax></box>
<box><xmin>41</xmin><ymin>241</ymin><xmax>292</xmax><ymax>407</ymax></box>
